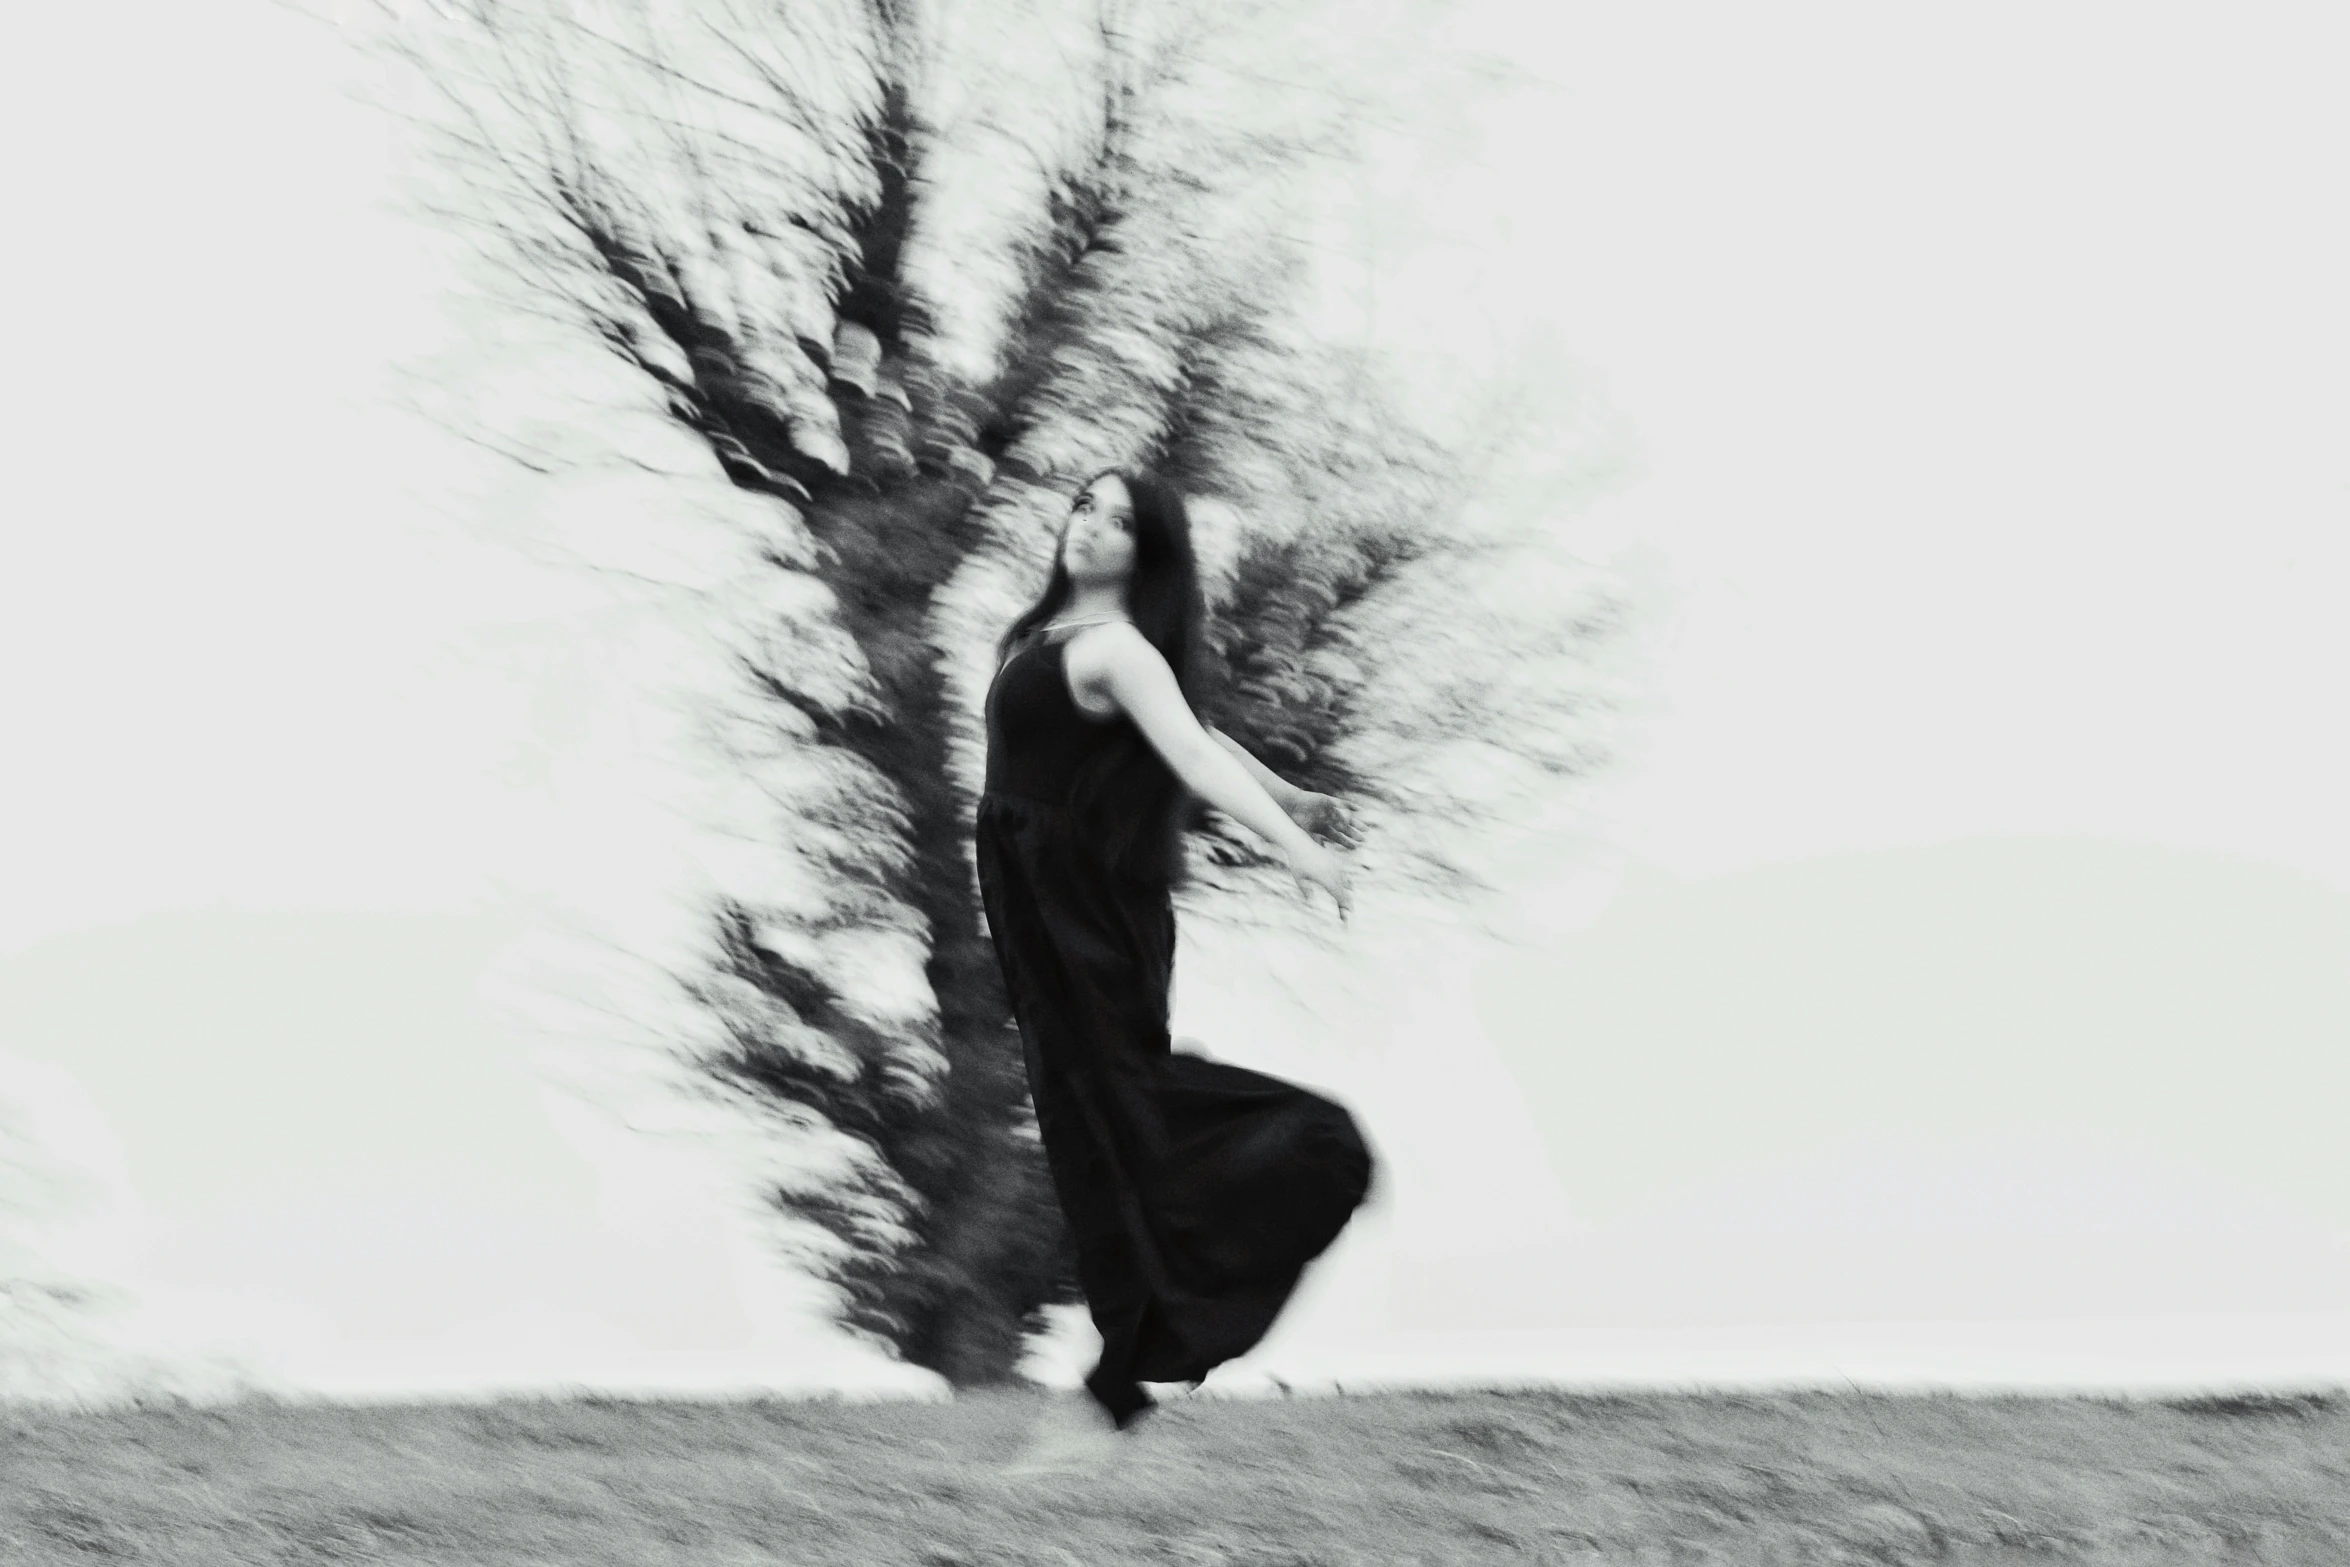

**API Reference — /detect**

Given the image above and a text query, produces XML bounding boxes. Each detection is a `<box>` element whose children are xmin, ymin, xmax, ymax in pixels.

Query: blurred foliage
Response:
<box><xmin>370</xmin><ymin>0</ymin><xmax>1635</xmax><ymax>1384</ymax></box>
<box><xmin>0</xmin><ymin>1101</ymin><xmax>114</xmax><ymax>1398</ymax></box>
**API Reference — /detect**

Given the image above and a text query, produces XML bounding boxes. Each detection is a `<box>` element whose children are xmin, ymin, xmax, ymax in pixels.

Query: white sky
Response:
<box><xmin>2</xmin><ymin>0</ymin><xmax>2347</xmax><ymax>1400</ymax></box>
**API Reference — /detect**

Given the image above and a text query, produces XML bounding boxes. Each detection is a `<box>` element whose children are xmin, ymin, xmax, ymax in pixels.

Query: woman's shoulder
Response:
<box><xmin>1060</xmin><ymin>620</ymin><xmax>1161</xmax><ymax>675</ymax></box>
<box><xmin>1059</xmin><ymin>618</ymin><xmax>1153</xmax><ymax>651</ymax></box>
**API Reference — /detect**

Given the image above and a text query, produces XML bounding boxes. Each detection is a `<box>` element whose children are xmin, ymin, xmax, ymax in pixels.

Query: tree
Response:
<box><xmin>364</xmin><ymin>0</ymin><xmax>1633</xmax><ymax>1386</ymax></box>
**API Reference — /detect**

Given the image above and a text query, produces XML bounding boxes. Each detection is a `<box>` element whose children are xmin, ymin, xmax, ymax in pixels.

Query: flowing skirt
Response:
<box><xmin>973</xmin><ymin>792</ymin><xmax>1374</xmax><ymax>1425</ymax></box>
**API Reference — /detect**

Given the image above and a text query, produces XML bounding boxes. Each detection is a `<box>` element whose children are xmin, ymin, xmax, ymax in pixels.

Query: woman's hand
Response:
<box><xmin>1286</xmin><ymin>790</ymin><xmax>1357</xmax><ymax>847</ymax></box>
<box><xmin>1284</xmin><ymin>838</ymin><xmax>1353</xmax><ymax>924</ymax></box>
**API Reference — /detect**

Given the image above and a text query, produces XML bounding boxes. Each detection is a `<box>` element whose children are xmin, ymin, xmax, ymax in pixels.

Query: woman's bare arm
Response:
<box><xmin>1080</xmin><ymin>627</ymin><xmax>1316</xmax><ymax>857</ymax></box>
<box><xmin>1207</xmin><ymin>728</ymin><xmax>1300</xmax><ymax>809</ymax></box>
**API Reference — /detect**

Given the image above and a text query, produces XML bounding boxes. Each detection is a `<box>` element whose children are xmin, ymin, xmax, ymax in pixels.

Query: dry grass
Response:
<box><xmin>3</xmin><ymin>1386</ymin><xmax>2347</xmax><ymax>1564</ymax></box>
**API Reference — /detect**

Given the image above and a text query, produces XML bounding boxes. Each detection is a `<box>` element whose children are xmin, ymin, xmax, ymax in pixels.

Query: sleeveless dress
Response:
<box><xmin>975</xmin><ymin>624</ymin><xmax>1375</xmax><ymax>1428</ymax></box>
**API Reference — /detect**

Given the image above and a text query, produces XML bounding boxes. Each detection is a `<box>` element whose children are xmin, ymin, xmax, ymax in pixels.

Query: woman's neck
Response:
<box><xmin>1055</xmin><ymin>589</ymin><xmax>1130</xmax><ymax>623</ymax></box>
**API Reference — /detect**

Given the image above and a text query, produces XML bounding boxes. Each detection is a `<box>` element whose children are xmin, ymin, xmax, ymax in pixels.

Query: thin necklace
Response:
<box><xmin>1042</xmin><ymin>612</ymin><xmax>1129</xmax><ymax>633</ymax></box>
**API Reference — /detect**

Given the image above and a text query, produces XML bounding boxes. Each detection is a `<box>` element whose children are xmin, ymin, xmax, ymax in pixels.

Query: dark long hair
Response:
<box><xmin>994</xmin><ymin>470</ymin><xmax>1212</xmax><ymax>885</ymax></box>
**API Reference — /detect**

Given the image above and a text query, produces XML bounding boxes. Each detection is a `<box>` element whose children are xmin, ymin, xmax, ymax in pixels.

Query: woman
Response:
<box><xmin>976</xmin><ymin>469</ymin><xmax>1376</xmax><ymax>1463</ymax></box>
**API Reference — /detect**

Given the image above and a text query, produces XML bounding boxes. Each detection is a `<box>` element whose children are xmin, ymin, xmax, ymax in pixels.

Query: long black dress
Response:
<box><xmin>975</xmin><ymin>623</ymin><xmax>1375</xmax><ymax>1428</ymax></box>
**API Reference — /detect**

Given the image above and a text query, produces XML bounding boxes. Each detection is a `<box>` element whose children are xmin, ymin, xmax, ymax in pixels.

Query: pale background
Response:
<box><xmin>2</xmin><ymin>0</ymin><xmax>2345</xmax><ymax>1402</ymax></box>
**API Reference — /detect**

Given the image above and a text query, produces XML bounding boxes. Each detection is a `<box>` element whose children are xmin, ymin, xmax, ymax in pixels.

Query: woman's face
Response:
<box><xmin>1060</xmin><ymin>474</ymin><xmax>1136</xmax><ymax>589</ymax></box>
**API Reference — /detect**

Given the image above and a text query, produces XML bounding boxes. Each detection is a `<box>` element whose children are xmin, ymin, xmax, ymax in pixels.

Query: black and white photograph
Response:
<box><xmin>3</xmin><ymin>0</ymin><xmax>2346</xmax><ymax>1560</ymax></box>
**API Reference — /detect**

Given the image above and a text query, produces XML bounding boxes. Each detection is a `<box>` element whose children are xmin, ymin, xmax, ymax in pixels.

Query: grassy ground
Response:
<box><xmin>3</xmin><ymin>1386</ymin><xmax>2346</xmax><ymax>1565</ymax></box>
